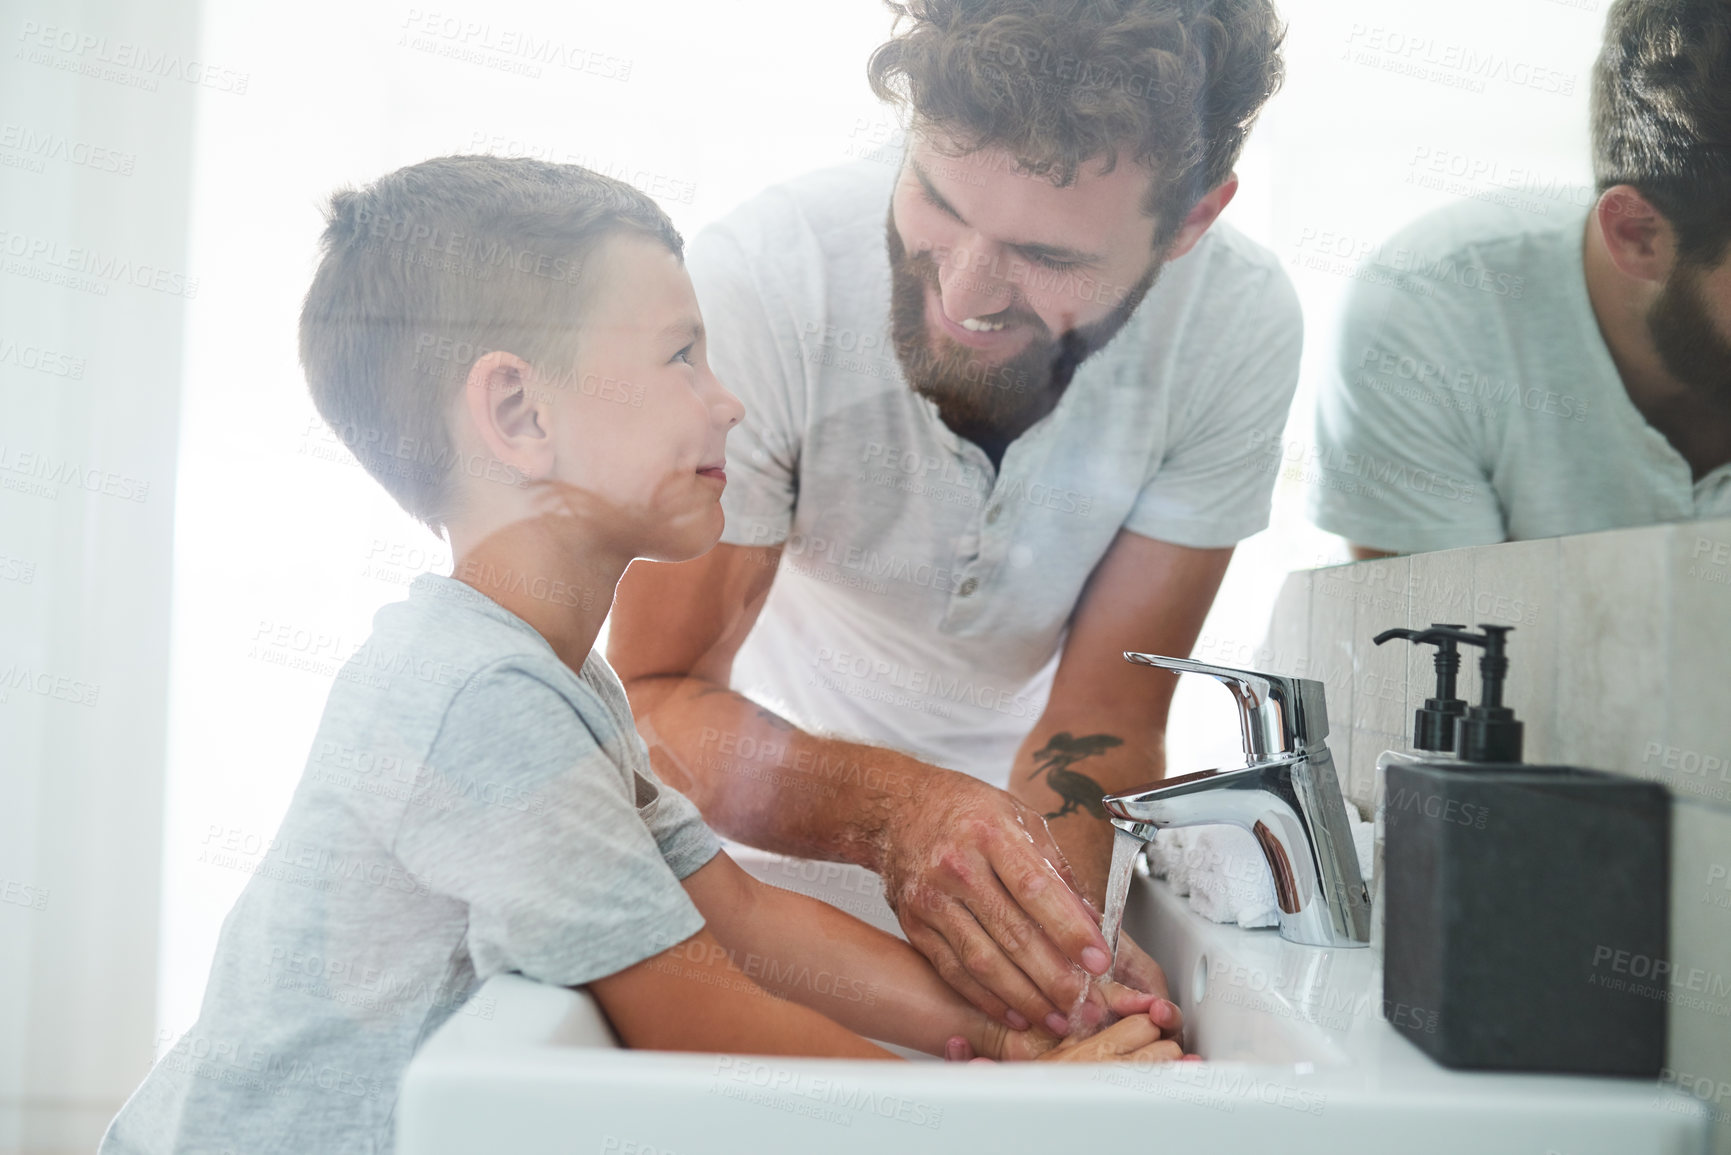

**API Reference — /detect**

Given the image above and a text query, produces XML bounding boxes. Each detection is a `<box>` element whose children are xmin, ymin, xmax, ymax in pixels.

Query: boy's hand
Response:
<box><xmin>945</xmin><ymin>986</ymin><xmax>1187</xmax><ymax>1065</ymax></box>
<box><xmin>953</xmin><ymin>982</ymin><xmax>1184</xmax><ymax>1063</ymax></box>
<box><xmin>1052</xmin><ymin>969</ymin><xmax>1184</xmax><ymax>1043</ymax></box>
<box><xmin>1032</xmin><ymin>1013</ymin><xmax>1184</xmax><ymax>1065</ymax></box>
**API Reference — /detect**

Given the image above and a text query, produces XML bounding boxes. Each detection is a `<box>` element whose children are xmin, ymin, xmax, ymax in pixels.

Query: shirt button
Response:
<box><xmin>985</xmin><ymin>504</ymin><xmax>1001</xmax><ymax>524</ymax></box>
<box><xmin>958</xmin><ymin>577</ymin><xmax>979</xmax><ymax>597</ymax></box>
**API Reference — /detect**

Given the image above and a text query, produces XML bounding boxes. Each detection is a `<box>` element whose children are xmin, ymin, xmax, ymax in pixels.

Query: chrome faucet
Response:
<box><xmin>1102</xmin><ymin>654</ymin><xmax>1371</xmax><ymax>948</ymax></box>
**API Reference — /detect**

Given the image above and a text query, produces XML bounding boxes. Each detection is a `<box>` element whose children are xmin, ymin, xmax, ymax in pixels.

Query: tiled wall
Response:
<box><xmin>1261</xmin><ymin>516</ymin><xmax>1731</xmax><ymax>1154</ymax></box>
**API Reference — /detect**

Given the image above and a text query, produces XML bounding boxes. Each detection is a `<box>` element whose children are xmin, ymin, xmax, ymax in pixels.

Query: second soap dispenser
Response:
<box><xmin>1368</xmin><ymin>624</ymin><xmax>1470</xmax><ymax>953</ymax></box>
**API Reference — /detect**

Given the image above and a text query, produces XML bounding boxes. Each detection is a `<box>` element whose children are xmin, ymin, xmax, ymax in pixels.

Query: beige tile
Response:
<box><xmin>1351</xmin><ymin>554</ymin><xmax>1412</xmax><ymax>753</ymax></box>
<box><xmin>1553</xmin><ymin>528</ymin><xmax>1672</xmax><ymax>776</ymax></box>
<box><xmin>1310</xmin><ymin>564</ymin><xmax>1358</xmax><ymax>777</ymax></box>
<box><xmin>1347</xmin><ymin>725</ymin><xmax>1401</xmax><ymax>817</ymax></box>
<box><xmin>1667</xmin><ymin>801</ymin><xmax>1731</xmax><ymax>1155</ymax></box>
<box><xmin>1472</xmin><ymin>536</ymin><xmax>1561</xmax><ymax>764</ymax></box>
<box><xmin>1655</xmin><ymin>521</ymin><xmax>1731</xmax><ymax>808</ymax></box>
<box><xmin>1259</xmin><ymin>568</ymin><xmax>1312</xmax><ymax>680</ymax></box>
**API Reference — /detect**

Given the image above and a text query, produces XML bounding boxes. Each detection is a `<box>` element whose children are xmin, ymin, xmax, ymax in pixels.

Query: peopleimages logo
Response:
<box><xmin>1249</xmin><ymin>431</ymin><xmax>1479</xmax><ymax>505</ymax></box>
<box><xmin>0</xmin><ymin>333</ymin><xmax>86</xmax><ymax>378</ymax></box>
<box><xmin>783</xmin><ymin>532</ymin><xmax>964</xmax><ymax>594</ymax></box>
<box><xmin>14</xmin><ymin>20</ymin><xmax>251</xmax><ymax>93</ymax></box>
<box><xmin>1589</xmin><ymin>946</ymin><xmax>1731</xmax><ymax>1016</ymax></box>
<box><xmin>710</xmin><ymin>1057</ymin><xmax>944</xmax><ymax>1130</ymax></box>
<box><xmin>1291</xmin><ymin>225</ymin><xmax>1527</xmax><ymax>299</ymax></box>
<box><xmin>0</xmin><ymin>227</ymin><xmax>198</xmax><ymax>297</ymax></box>
<box><xmin>809</xmin><ymin>646</ymin><xmax>1041</xmax><ymax>721</ymax></box>
<box><xmin>0</xmin><ymin>123</ymin><xmax>136</xmax><ymax>175</ymax></box>
<box><xmin>355</xmin><ymin>208</ymin><xmax>585</xmax><ymax>284</ymax></box>
<box><xmin>0</xmin><ymin>442</ymin><xmax>150</xmax><ymax>502</ymax></box>
<box><xmin>398</xmin><ymin>9</ymin><xmax>632</xmax><ymax>82</ymax></box>
<box><xmin>1342</xmin><ymin>24</ymin><xmax>1576</xmax><ymax>98</ymax></box>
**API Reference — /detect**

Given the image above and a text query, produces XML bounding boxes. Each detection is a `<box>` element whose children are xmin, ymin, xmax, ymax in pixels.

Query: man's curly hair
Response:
<box><xmin>867</xmin><ymin>0</ymin><xmax>1286</xmax><ymax>247</ymax></box>
<box><xmin>1592</xmin><ymin>0</ymin><xmax>1731</xmax><ymax>265</ymax></box>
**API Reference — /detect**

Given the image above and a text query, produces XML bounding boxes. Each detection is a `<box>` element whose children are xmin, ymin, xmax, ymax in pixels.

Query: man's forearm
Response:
<box><xmin>624</xmin><ymin>673</ymin><xmax>936</xmax><ymax>871</ymax></box>
<box><xmin>1007</xmin><ymin>722</ymin><xmax>1166</xmax><ymax>906</ymax></box>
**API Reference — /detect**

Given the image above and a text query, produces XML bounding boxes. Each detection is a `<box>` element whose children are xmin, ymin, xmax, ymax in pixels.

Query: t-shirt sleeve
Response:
<box><xmin>1310</xmin><ymin>257</ymin><xmax>1506</xmax><ymax>553</ymax></box>
<box><xmin>392</xmin><ymin>664</ymin><xmax>709</xmax><ymax>987</ymax></box>
<box><xmin>1122</xmin><ymin>262</ymin><xmax>1303</xmax><ymax>548</ymax></box>
<box><xmin>629</xmin><ymin>738</ymin><xmax>723</xmax><ymax>882</ymax></box>
<box><xmin>686</xmin><ymin>215</ymin><xmax>808</xmax><ymax>549</ymax></box>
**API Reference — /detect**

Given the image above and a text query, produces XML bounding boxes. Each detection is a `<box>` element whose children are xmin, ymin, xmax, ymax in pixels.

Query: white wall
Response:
<box><xmin>0</xmin><ymin>0</ymin><xmax>200</xmax><ymax>1149</ymax></box>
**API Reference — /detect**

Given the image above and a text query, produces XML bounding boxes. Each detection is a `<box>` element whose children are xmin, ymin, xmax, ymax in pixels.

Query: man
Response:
<box><xmin>1312</xmin><ymin>0</ymin><xmax>1731</xmax><ymax>558</ymax></box>
<box><xmin>610</xmin><ymin>0</ymin><xmax>1298</xmax><ymax>1038</ymax></box>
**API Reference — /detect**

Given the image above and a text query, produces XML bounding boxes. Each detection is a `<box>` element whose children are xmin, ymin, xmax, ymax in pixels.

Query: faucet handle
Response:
<box><xmin>1122</xmin><ymin>652</ymin><xmax>1329</xmax><ymax>764</ymax></box>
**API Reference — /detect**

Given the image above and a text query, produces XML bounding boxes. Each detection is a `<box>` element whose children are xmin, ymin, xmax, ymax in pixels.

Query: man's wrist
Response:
<box><xmin>848</xmin><ymin>750</ymin><xmax>945</xmax><ymax>875</ymax></box>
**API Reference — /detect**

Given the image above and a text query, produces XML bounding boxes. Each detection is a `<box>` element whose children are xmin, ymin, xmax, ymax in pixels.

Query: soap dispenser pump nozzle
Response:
<box><xmin>1372</xmin><ymin>623</ymin><xmax>1469</xmax><ymax>753</ymax></box>
<box><xmin>1388</xmin><ymin>624</ymin><xmax>1524</xmax><ymax>764</ymax></box>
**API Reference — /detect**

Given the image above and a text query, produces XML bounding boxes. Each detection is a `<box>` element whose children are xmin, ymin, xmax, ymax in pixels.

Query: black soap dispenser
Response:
<box><xmin>1374</xmin><ymin>623</ymin><xmax>1471</xmax><ymax>754</ymax></box>
<box><xmin>1449</xmin><ymin>624</ymin><xmax>1523</xmax><ymax>763</ymax></box>
<box><xmin>1380</xmin><ymin>624</ymin><xmax>1671</xmax><ymax>1076</ymax></box>
<box><xmin>1368</xmin><ymin>624</ymin><xmax>1470</xmax><ymax>954</ymax></box>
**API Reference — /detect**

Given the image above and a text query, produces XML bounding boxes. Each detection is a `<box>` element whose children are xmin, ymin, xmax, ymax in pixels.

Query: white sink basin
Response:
<box><xmin>398</xmin><ymin>846</ymin><xmax>1711</xmax><ymax>1155</ymax></box>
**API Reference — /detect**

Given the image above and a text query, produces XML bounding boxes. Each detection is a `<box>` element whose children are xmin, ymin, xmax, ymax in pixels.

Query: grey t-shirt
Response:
<box><xmin>100</xmin><ymin>574</ymin><xmax>720</xmax><ymax>1155</ymax></box>
<box><xmin>1311</xmin><ymin>199</ymin><xmax>1731</xmax><ymax>553</ymax></box>
<box><xmin>689</xmin><ymin>161</ymin><xmax>1302</xmax><ymax>785</ymax></box>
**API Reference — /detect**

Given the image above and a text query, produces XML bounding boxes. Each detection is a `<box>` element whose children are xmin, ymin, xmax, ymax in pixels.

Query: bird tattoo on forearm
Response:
<box><xmin>1026</xmin><ymin>731</ymin><xmax>1123</xmax><ymax>820</ymax></box>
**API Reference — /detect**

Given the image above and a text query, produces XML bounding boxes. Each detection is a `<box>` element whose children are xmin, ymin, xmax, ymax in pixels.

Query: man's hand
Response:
<box><xmin>1111</xmin><ymin>933</ymin><xmax>1172</xmax><ymax>1003</ymax></box>
<box><xmin>880</xmin><ymin>767</ymin><xmax>1120</xmax><ymax>1034</ymax></box>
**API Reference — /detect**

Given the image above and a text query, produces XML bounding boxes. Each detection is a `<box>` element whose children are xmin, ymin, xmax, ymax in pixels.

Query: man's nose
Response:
<box><xmin>936</xmin><ymin>236</ymin><xmax>1012</xmax><ymax>322</ymax></box>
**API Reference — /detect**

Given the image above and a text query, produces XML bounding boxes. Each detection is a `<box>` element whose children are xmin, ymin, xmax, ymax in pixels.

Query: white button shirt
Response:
<box><xmin>687</xmin><ymin>163</ymin><xmax>1301</xmax><ymax>787</ymax></box>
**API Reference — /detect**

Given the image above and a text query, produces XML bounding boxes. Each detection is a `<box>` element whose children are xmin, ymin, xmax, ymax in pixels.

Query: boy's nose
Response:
<box><xmin>713</xmin><ymin>378</ymin><xmax>745</xmax><ymax>428</ymax></box>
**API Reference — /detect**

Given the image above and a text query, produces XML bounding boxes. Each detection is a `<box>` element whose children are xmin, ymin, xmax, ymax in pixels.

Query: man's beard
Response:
<box><xmin>886</xmin><ymin>212</ymin><xmax>1161</xmax><ymax>446</ymax></box>
<box><xmin>1648</xmin><ymin>260</ymin><xmax>1731</xmax><ymax>403</ymax></box>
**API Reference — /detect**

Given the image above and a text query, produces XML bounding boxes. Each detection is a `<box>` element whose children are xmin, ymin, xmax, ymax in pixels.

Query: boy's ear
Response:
<box><xmin>464</xmin><ymin>350</ymin><xmax>553</xmax><ymax>478</ymax></box>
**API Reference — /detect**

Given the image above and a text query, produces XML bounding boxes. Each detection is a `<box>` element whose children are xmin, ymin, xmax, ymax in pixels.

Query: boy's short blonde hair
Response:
<box><xmin>298</xmin><ymin>155</ymin><xmax>683</xmax><ymax>533</ymax></box>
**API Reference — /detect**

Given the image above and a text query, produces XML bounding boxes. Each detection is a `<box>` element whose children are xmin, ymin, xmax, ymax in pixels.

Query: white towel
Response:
<box><xmin>1143</xmin><ymin>817</ymin><xmax>1375</xmax><ymax>929</ymax></box>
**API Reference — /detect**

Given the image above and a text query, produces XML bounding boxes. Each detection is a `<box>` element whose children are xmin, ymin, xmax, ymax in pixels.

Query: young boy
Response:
<box><xmin>100</xmin><ymin>156</ymin><xmax>1183</xmax><ymax>1155</ymax></box>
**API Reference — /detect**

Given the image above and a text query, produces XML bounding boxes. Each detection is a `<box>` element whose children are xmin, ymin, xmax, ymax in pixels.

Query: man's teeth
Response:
<box><xmin>959</xmin><ymin>315</ymin><xmax>1008</xmax><ymax>332</ymax></box>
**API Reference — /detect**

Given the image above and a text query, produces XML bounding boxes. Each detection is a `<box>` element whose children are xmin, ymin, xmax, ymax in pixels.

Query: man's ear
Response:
<box><xmin>463</xmin><ymin>350</ymin><xmax>553</xmax><ymax>479</ymax></box>
<box><xmin>1162</xmin><ymin>175</ymin><xmax>1240</xmax><ymax>262</ymax></box>
<box><xmin>1596</xmin><ymin>184</ymin><xmax>1676</xmax><ymax>285</ymax></box>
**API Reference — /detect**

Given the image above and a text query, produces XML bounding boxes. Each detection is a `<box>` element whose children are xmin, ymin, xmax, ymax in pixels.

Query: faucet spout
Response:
<box><xmin>1104</xmin><ymin>655</ymin><xmax>1371</xmax><ymax>948</ymax></box>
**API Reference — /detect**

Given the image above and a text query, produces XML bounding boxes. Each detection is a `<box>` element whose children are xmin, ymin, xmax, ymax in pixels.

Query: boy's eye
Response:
<box><xmin>672</xmin><ymin>344</ymin><xmax>694</xmax><ymax>366</ymax></box>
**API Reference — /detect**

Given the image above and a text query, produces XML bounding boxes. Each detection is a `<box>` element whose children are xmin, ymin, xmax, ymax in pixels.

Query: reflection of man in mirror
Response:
<box><xmin>607</xmin><ymin>1</ymin><xmax>1297</xmax><ymax>1043</ymax></box>
<box><xmin>1313</xmin><ymin>0</ymin><xmax>1731</xmax><ymax>558</ymax></box>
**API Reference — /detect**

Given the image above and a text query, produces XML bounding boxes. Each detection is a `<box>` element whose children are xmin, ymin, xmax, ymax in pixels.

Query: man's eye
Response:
<box><xmin>1029</xmin><ymin>254</ymin><xmax>1083</xmax><ymax>273</ymax></box>
<box><xmin>921</xmin><ymin>186</ymin><xmax>962</xmax><ymax>221</ymax></box>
